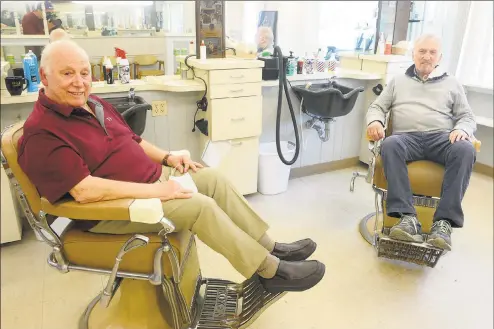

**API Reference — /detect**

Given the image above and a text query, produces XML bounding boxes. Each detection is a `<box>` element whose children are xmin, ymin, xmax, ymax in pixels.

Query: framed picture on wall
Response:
<box><xmin>195</xmin><ymin>0</ymin><xmax>225</xmax><ymax>58</ymax></box>
<box><xmin>256</xmin><ymin>11</ymin><xmax>278</xmax><ymax>55</ymax></box>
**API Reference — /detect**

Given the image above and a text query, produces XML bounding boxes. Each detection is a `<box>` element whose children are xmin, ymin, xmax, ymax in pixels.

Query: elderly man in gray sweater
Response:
<box><xmin>366</xmin><ymin>34</ymin><xmax>477</xmax><ymax>251</ymax></box>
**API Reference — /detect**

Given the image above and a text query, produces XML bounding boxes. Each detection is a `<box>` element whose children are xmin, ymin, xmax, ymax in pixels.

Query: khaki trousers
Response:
<box><xmin>89</xmin><ymin>167</ymin><xmax>270</xmax><ymax>278</ymax></box>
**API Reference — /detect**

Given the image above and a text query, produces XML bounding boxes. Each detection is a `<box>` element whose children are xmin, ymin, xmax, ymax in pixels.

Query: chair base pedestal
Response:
<box><xmin>81</xmin><ymin>279</ymin><xmax>175</xmax><ymax>329</ymax></box>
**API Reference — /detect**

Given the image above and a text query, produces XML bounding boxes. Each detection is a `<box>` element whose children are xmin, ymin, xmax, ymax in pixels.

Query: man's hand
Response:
<box><xmin>367</xmin><ymin>121</ymin><xmax>385</xmax><ymax>141</ymax></box>
<box><xmin>167</xmin><ymin>154</ymin><xmax>204</xmax><ymax>173</ymax></box>
<box><xmin>449</xmin><ymin>129</ymin><xmax>470</xmax><ymax>144</ymax></box>
<box><xmin>155</xmin><ymin>180</ymin><xmax>193</xmax><ymax>201</ymax></box>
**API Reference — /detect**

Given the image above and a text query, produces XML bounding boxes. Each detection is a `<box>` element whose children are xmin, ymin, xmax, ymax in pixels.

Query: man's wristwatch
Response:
<box><xmin>162</xmin><ymin>154</ymin><xmax>171</xmax><ymax>167</ymax></box>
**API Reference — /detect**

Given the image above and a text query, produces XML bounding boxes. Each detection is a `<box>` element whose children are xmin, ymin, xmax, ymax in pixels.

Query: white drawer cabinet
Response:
<box><xmin>209</xmin><ymin>96</ymin><xmax>262</xmax><ymax>141</ymax></box>
<box><xmin>214</xmin><ymin>137</ymin><xmax>259</xmax><ymax>195</ymax></box>
<box><xmin>209</xmin><ymin>82</ymin><xmax>261</xmax><ymax>99</ymax></box>
<box><xmin>209</xmin><ymin>68</ymin><xmax>262</xmax><ymax>85</ymax></box>
<box><xmin>193</xmin><ymin>60</ymin><xmax>265</xmax><ymax>195</ymax></box>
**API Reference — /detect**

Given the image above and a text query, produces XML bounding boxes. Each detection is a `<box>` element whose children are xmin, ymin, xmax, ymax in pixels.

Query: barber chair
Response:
<box><xmin>1</xmin><ymin>121</ymin><xmax>286</xmax><ymax>329</ymax></box>
<box><xmin>350</xmin><ymin>114</ymin><xmax>481</xmax><ymax>268</ymax></box>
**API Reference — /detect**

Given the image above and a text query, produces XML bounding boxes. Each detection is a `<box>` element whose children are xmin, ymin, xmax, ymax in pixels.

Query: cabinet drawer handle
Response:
<box><xmin>231</xmin><ymin>117</ymin><xmax>245</xmax><ymax>122</ymax></box>
<box><xmin>230</xmin><ymin>88</ymin><xmax>244</xmax><ymax>93</ymax></box>
<box><xmin>230</xmin><ymin>75</ymin><xmax>244</xmax><ymax>79</ymax></box>
<box><xmin>229</xmin><ymin>141</ymin><xmax>243</xmax><ymax>146</ymax></box>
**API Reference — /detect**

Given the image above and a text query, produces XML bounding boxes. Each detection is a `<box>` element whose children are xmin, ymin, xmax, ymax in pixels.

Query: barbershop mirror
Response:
<box><xmin>156</xmin><ymin>1</ymin><xmax>195</xmax><ymax>34</ymax></box>
<box><xmin>1</xmin><ymin>1</ymin><xmax>31</xmax><ymax>35</ymax></box>
<box><xmin>376</xmin><ymin>1</ymin><xmax>397</xmax><ymax>48</ymax></box>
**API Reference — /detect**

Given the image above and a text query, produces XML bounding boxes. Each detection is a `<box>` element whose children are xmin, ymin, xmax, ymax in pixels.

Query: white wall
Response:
<box><xmin>466</xmin><ymin>89</ymin><xmax>494</xmax><ymax>167</ymax></box>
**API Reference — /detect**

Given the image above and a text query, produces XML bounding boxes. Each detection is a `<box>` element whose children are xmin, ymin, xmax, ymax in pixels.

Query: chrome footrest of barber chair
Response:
<box><xmin>377</xmin><ymin>232</ymin><xmax>444</xmax><ymax>268</ymax></box>
<box><xmin>194</xmin><ymin>276</ymin><xmax>286</xmax><ymax>329</ymax></box>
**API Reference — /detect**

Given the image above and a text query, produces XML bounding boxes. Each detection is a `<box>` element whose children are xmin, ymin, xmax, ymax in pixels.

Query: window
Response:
<box><xmin>318</xmin><ymin>1</ymin><xmax>378</xmax><ymax>51</ymax></box>
<box><xmin>456</xmin><ymin>1</ymin><xmax>493</xmax><ymax>89</ymax></box>
<box><xmin>226</xmin><ymin>1</ymin><xmax>378</xmax><ymax>56</ymax></box>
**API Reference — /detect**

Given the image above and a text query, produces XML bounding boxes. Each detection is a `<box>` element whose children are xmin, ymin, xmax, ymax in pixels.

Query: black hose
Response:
<box><xmin>273</xmin><ymin>45</ymin><xmax>300</xmax><ymax>165</ymax></box>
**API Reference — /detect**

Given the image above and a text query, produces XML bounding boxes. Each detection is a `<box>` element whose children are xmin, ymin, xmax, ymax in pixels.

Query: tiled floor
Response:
<box><xmin>2</xmin><ymin>166</ymin><xmax>493</xmax><ymax>329</ymax></box>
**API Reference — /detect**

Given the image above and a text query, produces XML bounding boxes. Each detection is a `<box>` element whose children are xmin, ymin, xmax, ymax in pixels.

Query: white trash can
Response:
<box><xmin>258</xmin><ymin>141</ymin><xmax>295</xmax><ymax>195</ymax></box>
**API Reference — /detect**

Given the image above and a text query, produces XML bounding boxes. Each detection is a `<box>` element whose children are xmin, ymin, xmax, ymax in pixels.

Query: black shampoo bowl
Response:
<box><xmin>292</xmin><ymin>81</ymin><xmax>364</xmax><ymax>121</ymax></box>
<box><xmin>103</xmin><ymin>95</ymin><xmax>151</xmax><ymax>136</ymax></box>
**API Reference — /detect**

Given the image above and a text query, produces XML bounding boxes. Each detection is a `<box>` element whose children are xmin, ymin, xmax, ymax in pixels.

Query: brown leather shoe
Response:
<box><xmin>271</xmin><ymin>238</ymin><xmax>317</xmax><ymax>261</ymax></box>
<box><xmin>259</xmin><ymin>260</ymin><xmax>325</xmax><ymax>293</ymax></box>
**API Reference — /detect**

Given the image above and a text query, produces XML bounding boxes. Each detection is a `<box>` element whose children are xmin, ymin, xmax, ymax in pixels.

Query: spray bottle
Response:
<box><xmin>115</xmin><ymin>47</ymin><xmax>130</xmax><ymax>83</ymax></box>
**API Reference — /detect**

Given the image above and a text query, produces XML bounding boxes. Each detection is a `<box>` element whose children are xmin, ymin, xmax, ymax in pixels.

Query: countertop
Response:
<box><xmin>261</xmin><ymin>68</ymin><xmax>381</xmax><ymax>87</ymax></box>
<box><xmin>0</xmin><ymin>76</ymin><xmax>204</xmax><ymax>105</ymax></box>
<box><xmin>339</xmin><ymin>52</ymin><xmax>412</xmax><ymax>63</ymax></box>
<box><xmin>1</xmin><ymin>69</ymin><xmax>380</xmax><ymax>105</ymax></box>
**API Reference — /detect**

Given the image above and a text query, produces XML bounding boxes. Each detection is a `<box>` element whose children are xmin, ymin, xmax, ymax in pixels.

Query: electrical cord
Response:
<box><xmin>184</xmin><ymin>54</ymin><xmax>208</xmax><ymax>133</ymax></box>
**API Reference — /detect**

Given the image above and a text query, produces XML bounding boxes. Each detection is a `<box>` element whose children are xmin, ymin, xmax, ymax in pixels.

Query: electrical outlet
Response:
<box><xmin>152</xmin><ymin>100</ymin><xmax>167</xmax><ymax>116</ymax></box>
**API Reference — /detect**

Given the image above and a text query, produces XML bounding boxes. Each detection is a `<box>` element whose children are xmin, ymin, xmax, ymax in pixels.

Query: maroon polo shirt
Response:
<box><xmin>21</xmin><ymin>12</ymin><xmax>45</xmax><ymax>35</ymax></box>
<box><xmin>18</xmin><ymin>89</ymin><xmax>162</xmax><ymax>204</ymax></box>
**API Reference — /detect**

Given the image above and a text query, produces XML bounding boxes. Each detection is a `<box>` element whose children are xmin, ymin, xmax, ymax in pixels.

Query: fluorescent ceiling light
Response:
<box><xmin>72</xmin><ymin>1</ymin><xmax>153</xmax><ymax>5</ymax></box>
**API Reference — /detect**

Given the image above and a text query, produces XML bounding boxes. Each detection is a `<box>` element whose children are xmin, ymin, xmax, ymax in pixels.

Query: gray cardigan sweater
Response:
<box><xmin>366</xmin><ymin>65</ymin><xmax>477</xmax><ymax>136</ymax></box>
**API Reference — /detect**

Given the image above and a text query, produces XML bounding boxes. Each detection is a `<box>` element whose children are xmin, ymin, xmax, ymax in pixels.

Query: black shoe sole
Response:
<box><xmin>389</xmin><ymin>228</ymin><xmax>424</xmax><ymax>243</ymax></box>
<box><xmin>274</xmin><ymin>241</ymin><xmax>317</xmax><ymax>262</ymax></box>
<box><xmin>260</xmin><ymin>262</ymin><xmax>326</xmax><ymax>294</ymax></box>
<box><xmin>427</xmin><ymin>237</ymin><xmax>452</xmax><ymax>251</ymax></box>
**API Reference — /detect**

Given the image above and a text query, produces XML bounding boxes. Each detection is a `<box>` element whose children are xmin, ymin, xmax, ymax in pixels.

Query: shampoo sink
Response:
<box><xmin>291</xmin><ymin>81</ymin><xmax>364</xmax><ymax>142</ymax></box>
<box><xmin>102</xmin><ymin>92</ymin><xmax>151</xmax><ymax>136</ymax></box>
<box><xmin>292</xmin><ymin>81</ymin><xmax>364</xmax><ymax>121</ymax></box>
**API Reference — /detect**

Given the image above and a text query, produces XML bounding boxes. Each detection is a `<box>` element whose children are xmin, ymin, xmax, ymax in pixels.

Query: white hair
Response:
<box><xmin>257</xmin><ymin>26</ymin><xmax>274</xmax><ymax>42</ymax></box>
<box><xmin>414</xmin><ymin>34</ymin><xmax>442</xmax><ymax>52</ymax></box>
<box><xmin>40</xmin><ymin>39</ymin><xmax>90</xmax><ymax>75</ymax></box>
<box><xmin>49</xmin><ymin>28</ymin><xmax>70</xmax><ymax>43</ymax></box>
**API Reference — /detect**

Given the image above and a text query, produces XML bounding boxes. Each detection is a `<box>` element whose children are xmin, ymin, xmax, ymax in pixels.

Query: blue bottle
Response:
<box><xmin>23</xmin><ymin>50</ymin><xmax>40</xmax><ymax>93</ymax></box>
<box><xmin>286</xmin><ymin>51</ymin><xmax>296</xmax><ymax>76</ymax></box>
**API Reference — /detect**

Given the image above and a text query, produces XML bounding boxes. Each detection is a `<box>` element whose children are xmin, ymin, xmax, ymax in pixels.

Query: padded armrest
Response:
<box><xmin>472</xmin><ymin>138</ymin><xmax>481</xmax><ymax>152</ymax></box>
<box><xmin>41</xmin><ymin>197</ymin><xmax>133</xmax><ymax>221</ymax></box>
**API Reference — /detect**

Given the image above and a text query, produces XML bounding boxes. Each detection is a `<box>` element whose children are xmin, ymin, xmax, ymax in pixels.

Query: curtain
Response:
<box><xmin>456</xmin><ymin>1</ymin><xmax>493</xmax><ymax>89</ymax></box>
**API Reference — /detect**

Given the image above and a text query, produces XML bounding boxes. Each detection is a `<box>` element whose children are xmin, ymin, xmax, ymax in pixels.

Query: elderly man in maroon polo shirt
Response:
<box><xmin>17</xmin><ymin>40</ymin><xmax>325</xmax><ymax>293</ymax></box>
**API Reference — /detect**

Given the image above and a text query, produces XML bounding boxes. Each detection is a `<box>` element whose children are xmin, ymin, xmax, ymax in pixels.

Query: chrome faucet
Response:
<box><xmin>128</xmin><ymin>87</ymin><xmax>135</xmax><ymax>102</ymax></box>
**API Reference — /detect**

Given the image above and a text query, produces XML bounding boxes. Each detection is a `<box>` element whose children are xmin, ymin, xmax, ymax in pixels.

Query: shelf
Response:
<box><xmin>465</xmin><ymin>84</ymin><xmax>493</xmax><ymax>95</ymax></box>
<box><xmin>476</xmin><ymin>116</ymin><xmax>494</xmax><ymax>128</ymax></box>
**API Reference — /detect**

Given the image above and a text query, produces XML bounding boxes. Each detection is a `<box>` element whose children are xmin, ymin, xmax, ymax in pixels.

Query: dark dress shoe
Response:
<box><xmin>271</xmin><ymin>238</ymin><xmax>317</xmax><ymax>261</ymax></box>
<box><xmin>259</xmin><ymin>260</ymin><xmax>325</xmax><ymax>293</ymax></box>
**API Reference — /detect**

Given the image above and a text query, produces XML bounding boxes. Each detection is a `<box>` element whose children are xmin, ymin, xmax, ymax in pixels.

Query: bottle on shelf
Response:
<box><xmin>384</xmin><ymin>35</ymin><xmax>392</xmax><ymax>55</ymax></box>
<box><xmin>200</xmin><ymin>40</ymin><xmax>207</xmax><ymax>60</ymax></box>
<box><xmin>23</xmin><ymin>50</ymin><xmax>40</xmax><ymax>93</ymax></box>
<box><xmin>115</xmin><ymin>47</ymin><xmax>130</xmax><ymax>83</ymax></box>
<box><xmin>376</xmin><ymin>32</ymin><xmax>385</xmax><ymax>55</ymax></box>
